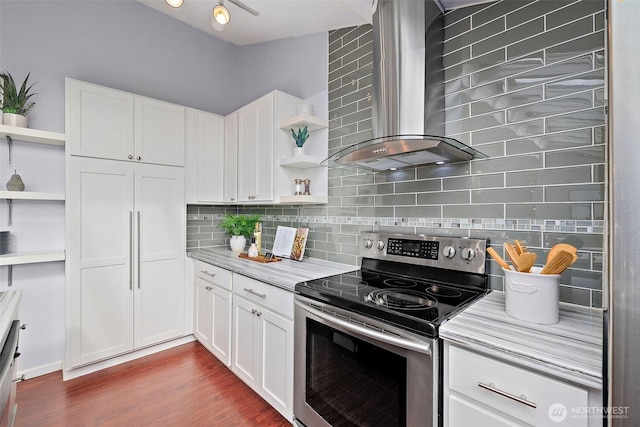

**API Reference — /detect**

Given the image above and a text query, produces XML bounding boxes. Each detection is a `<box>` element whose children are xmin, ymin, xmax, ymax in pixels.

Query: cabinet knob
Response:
<box><xmin>128</xmin><ymin>155</ymin><xmax>133</xmax><ymax>159</ymax></box>
<box><xmin>136</xmin><ymin>156</ymin><xmax>142</xmax><ymax>161</ymax></box>
<box><xmin>256</xmin><ymin>311</ymin><xmax>262</xmax><ymax>317</ymax></box>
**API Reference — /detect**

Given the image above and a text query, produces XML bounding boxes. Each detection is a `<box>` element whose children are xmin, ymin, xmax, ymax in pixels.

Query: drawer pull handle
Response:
<box><xmin>477</xmin><ymin>382</ymin><xmax>537</xmax><ymax>409</ymax></box>
<box><xmin>244</xmin><ymin>288</ymin><xmax>266</xmax><ymax>298</ymax></box>
<box><xmin>201</xmin><ymin>271</ymin><xmax>216</xmax><ymax>278</ymax></box>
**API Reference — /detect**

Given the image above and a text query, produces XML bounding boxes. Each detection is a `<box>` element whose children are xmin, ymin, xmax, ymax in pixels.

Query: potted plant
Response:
<box><xmin>217</xmin><ymin>213</ymin><xmax>260</xmax><ymax>252</ymax></box>
<box><xmin>290</xmin><ymin>125</ymin><xmax>309</xmax><ymax>156</ymax></box>
<box><xmin>0</xmin><ymin>71</ymin><xmax>37</xmax><ymax>128</ymax></box>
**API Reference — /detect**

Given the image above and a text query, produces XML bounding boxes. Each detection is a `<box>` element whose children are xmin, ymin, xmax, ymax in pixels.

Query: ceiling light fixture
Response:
<box><xmin>165</xmin><ymin>0</ymin><xmax>183</xmax><ymax>8</ymax></box>
<box><xmin>212</xmin><ymin>2</ymin><xmax>231</xmax><ymax>26</ymax></box>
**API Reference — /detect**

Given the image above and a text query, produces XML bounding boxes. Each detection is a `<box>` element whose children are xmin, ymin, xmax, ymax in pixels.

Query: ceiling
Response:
<box><xmin>137</xmin><ymin>0</ymin><xmax>376</xmax><ymax>46</ymax></box>
<box><xmin>137</xmin><ymin>0</ymin><xmax>496</xmax><ymax>47</ymax></box>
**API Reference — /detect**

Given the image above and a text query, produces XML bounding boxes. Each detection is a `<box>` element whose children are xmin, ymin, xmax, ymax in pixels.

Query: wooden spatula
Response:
<box><xmin>546</xmin><ymin>243</ymin><xmax>578</xmax><ymax>264</ymax></box>
<box><xmin>504</xmin><ymin>243</ymin><xmax>521</xmax><ymax>272</ymax></box>
<box><xmin>540</xmin><ymin>249</ymin><xmax>576</xmax><ymax>274</ymax></box>
<box><xmin>515</xmin><ymin>240</ymin><xmax>527</xmax><ymax>255</ymax></box>
<box><xmin>487</xmin><ymin>247</ymin><xmax>511</xmax><ymax>270</ymax></box>
<box><xmin>517</xmin><ymin>252</ymin><xmax>537</xmax><ymax>273</ymax></box>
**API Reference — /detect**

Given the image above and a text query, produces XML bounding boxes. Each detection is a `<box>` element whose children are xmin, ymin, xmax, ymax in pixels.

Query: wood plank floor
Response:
<box><xmin>15</xmin><ymin>341</ymin><xmax>291</xmax><ymax>427</ymax></box>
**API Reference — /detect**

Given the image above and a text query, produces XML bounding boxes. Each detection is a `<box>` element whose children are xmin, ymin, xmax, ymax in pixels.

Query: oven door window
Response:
<box><xmin>305</xmin><ymin>318</ymin><xmax>407</xmax><ymax>426</ymax></box>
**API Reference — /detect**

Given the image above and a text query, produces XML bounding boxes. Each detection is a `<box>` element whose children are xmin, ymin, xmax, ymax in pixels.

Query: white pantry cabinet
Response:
<box><xmin>231</xmin><ymin>274</ymin><xmax>294</xmax><ymax>421</ymax></box>
<box><xmin>185</xmin><ymin>109</ymin><xmax>225</xmax><ymax>203</ymax></box>
<box><xmin>66</xmin><ymin>157</ymin><xmax>185</xmax><ymax>368</ymax></box>
<box><xmin>66</xmin><ymin>78</ymin><xmax>185</xmax><ymax>166</ymax></box>
<box><xmin>193</xmin><ymin>261</ymin><xmax>232</xmax><ymax>366</ymax></box>
<box><xmin>443</xmin><ymin>343</ymin><xmax>593</xmax><ymax>427</ymax></box>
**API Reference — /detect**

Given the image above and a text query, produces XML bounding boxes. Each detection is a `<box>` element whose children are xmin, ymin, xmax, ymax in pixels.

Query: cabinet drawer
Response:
<box><xmin>233</xmin><ymin>274</ymin><xmax>294</xmax><ymax>319</ymax></box>
<box><xmin>448</xmin><ymin>345</ymin><xmax>588</xmax><ymax>427</ymax></box>
<box><xmin>194</xmin><ymin>261</ymin><xmax>232</xmax><ymax>290</ymax></box>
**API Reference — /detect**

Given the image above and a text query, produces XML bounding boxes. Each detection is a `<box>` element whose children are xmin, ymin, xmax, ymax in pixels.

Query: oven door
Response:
<box><xmin>294</xmin><ymin>296</ymin><xmax>438</xmax><ymax>427</ymax></box>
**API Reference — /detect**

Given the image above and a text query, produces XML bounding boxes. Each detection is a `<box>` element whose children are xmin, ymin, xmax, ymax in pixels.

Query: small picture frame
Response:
<box><xmin>264</xmin><ymin>252</ymin><xmax>274</xmax><ymax>260</ymax></box>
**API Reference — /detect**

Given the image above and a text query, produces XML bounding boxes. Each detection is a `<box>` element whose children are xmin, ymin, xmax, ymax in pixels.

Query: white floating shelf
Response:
<box><xmin>279</xmin><ymin>195</ymin><xmax>328</xmax><ymax>204</ymax></box>
<box><xmin>279</xmin><ymin>154</ymin><xmax>326</xmax><ymax>169</ymax></box>
<box><xmin>0</xmin><ymin>191</ymin><xmax>65</xmax><ymax>201</ymax></box>
<box><xmin>0</xmin><ymin>124</ymin><xmax>65</xmax><ymax>146</ymax></box>
<box><xmin>0</xmin><ymin>250</ymin><xmax>66</xmax><ymax>267</ymax></box>
<box><xmin>279</xmin><ymin>114</ymin><xmax>328</xmax><ymax>132</ymax></box>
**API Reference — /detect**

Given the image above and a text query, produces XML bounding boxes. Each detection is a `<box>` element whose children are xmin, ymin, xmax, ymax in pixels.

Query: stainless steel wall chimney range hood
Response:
<box><xmin>324</xmin><ymin>0</ymin><xmax>486</xmax><ymax>172</ymax></box>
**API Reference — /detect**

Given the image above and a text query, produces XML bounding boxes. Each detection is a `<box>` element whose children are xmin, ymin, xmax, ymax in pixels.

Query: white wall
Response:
<box><xmin>0</xmin><ymin>0</ymin><xmax>327</xmax><ymax>377</ymax></box>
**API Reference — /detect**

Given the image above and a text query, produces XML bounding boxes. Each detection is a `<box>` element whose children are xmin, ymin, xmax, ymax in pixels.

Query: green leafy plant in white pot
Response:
<box><xmin>217</xmin><ymin>213</ymin><xmax>261</xmax><ymax>252</ymax></box>
<box><xmin>0</xmin><ymin>71</ymin><xmax>37</xmax><ymax>128</ymax></box>
<box><xmin>291</xmin><ymin>125</ymin><xmax>309</xmax><ymax>156</ymax></box>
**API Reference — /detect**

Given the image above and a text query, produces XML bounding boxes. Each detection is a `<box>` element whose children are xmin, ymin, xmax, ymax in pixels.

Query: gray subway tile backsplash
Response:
<box><xmin>189</xmin><ymin>1</ymin><xmax>605</xmax><ymax>308</ymax></box>
<box><xmin>507</xmin><ymin>17</ymin><xmax>594</xmax><ymax>60</ymax></box>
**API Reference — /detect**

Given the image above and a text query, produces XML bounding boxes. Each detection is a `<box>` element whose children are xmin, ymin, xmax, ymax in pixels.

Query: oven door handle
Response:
<box><xmin>296</xmin><ymin>300</ymin><xmax>432</xmax><ymax>355</ymax></box>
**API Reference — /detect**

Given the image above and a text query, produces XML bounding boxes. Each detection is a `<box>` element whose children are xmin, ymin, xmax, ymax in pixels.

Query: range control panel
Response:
<box><xmin>360</xmin><ymin>232</ymin><xmax>487</xmax><ymax>274</ymax></box>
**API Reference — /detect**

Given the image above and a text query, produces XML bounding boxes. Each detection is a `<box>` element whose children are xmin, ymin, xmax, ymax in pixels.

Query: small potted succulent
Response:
<box><xmin>0</xmin><ymin>71</ymin><xmax>37</xmax><ymax>128</ymax></box>
<box><xmin>217</xmin><ymin>213</ymin><xmax>261</xmax><ymax>252</ymax></box>
<box><xmin>291</xmin><ymin>125</ymin><xmax>309</xmax><ymax>156</ymax></box>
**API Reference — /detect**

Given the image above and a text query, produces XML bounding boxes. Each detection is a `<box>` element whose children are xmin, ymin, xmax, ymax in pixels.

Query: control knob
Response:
<box><xmin>442</xmin><ymin>245</ymin><xmax>456</xmax><ymax>259</ymax></box>
<box><xmin>376</xmin><ymin>240</ymin><xmax>385</xmax><ymax>250</ymax></box>
<box><xmin>364</xmin><ymin>239</ymin><xmax>373</xmax><ymax>249</ymax></box>
<box><xmin>461</xmin><ymin>247</ymin><xmax>476</xmax><ymax>261</ymax></box>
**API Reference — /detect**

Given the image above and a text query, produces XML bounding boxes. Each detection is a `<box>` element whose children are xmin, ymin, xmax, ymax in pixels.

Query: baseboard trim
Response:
<box><xmin>62</xmin><ymin>335</ymin><xmax>196</xmax><ymax>381</ymax></box>
<box><xmin>18</xmin><ymin>360</ymin><xmax>63</xmax><ymax>380</ymax></box>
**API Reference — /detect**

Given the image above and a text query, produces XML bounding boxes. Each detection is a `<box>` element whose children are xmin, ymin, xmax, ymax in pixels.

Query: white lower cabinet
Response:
<box><xmin>231</xmin><ymin>275</ymin><xmax>294</xmax><ymax>422</ymax></box>
<box><xmin>67</xmin><ymin>157</ymin><xmax>185</xmax><ymax>368</ymax></box>
<box><xmin>193</xmin><ymin>261</ymin><xmax>232</xmax><ymax>366</ymax></box>
<box><xmin>443</xmin><ymin>343</ymin><xmax>595</xmax><ymax>427</ymax></box>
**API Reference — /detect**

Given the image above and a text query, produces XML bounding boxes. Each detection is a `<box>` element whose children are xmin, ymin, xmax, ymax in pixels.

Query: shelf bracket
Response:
<box><xmin>6</xmin><ymin>135</ymin><xmax>13</xmax><ymax>167</ymax></box>
<box><xmin>6</xmin><ymin>199</ymin><xmax>12</xmax><ymax>226</ymax></box>
<box><xmin>8</xmin><ymin>265</ymin><xmax>13</xmax><ymax>287</ymax></box>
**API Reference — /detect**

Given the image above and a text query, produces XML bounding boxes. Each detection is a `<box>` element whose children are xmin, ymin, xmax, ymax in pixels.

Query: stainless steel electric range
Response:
<box><xmin>293</xmin><ymin>233</ymin><xmax>489</xmax><ymax>427</ymax></box>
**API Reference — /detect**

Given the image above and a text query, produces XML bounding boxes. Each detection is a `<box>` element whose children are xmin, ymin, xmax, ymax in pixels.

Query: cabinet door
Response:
<box><xmin>258</xmin><ymin>308</ymin><xmax>294</xmax><ymax>420</ymax></box>
<box><xmin>134</xmin><ymin>164</ymin><xmax>185</xmax><ymax>348</ymax></box>
<box><xmin>134</xmin><ymin>96</ymin><xmax>186</xmax><ymax>167</ymax></box>
<box><xmin>237</xmin><ymin>94</ymin><xmax>274</xmax><ymax>202</ymax></box>
<box><xmin>211</xmin><ymin>285</ymin><xmax>232</xmax><ymax>366</ymax></box>
<box><xmin>448</xmin><ymin>394</ymin><xmax>518</xmax><ymax>427</ymax></box>
<box><xmin>196</xmin><ymin>111</ymin><xmax>224</xmax><ymax>202</ymax></box>
<box><xmin>66</xmin><ymin>78</ymin><xmax>134</xmax><ymax>161</ymax></box>
<box><xmin>67</xmin><ymin>158</ymin><xmax>135</xmax><ymax>368</ymax></box>
<box><xmin>194</xmin><ymin>277</ymin><xmax>214</xmax><ymax>349</ymax></box>
<box><xmin>223</xmin><ymin>112</ymin><xmax>238</xmax><ymax>203</ymax></box>
<box><xmin>232</xmin><ymin>295</ymin><xmax>259</xmax><ymax>385</ymax></box>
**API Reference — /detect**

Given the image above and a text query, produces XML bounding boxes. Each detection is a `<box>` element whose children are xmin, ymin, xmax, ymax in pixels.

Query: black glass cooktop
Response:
<box><xmin>295</xmin><ymin>258</ymin><xmax>488</xmax><ymax>338</ymax></box>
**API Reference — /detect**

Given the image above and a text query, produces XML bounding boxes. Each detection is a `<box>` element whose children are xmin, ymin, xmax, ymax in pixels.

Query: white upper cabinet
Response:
<box><xmin>66</xmin><ymin>79</ymin><xmax>134</xmax><ymax>161</ymax></box>
<box><xmin>236</xmin><ymin>92</ymin><xmax>275</xmax><ymax>203</ymax></box>
<box><xmin>223</xmin><ymin>112</ymin><xmax>238</xmax><ymax>203</ymax></box>
<box><xmin>66</xmin><ymin>78</ymin><xmax>185</xmax><ymax>167</ymax></box>
<box><xmin>185</xmin><ymin>108</ymin><xmax>225</xmax><ymax>203</ymax></box>
<box><xmin>134</xmin><ymin>96</ymin><xmax>185</xmax><ymax>166</ymax></box>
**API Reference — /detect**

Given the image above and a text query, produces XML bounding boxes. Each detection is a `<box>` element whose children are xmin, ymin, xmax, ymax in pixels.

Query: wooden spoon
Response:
<box><xmin>487</xmin><ymin>247</ymin><xmax>511</xmax><ymax>270</ymax></box>
<box><xmin>504</xmin><ymin>243</ymin><xmax>521</xmax><ymax>272</ymax></box>
<box><xmin>546</xmin><ymin>243</ymin><xmax>578</xmax><ymax>264</ymax></box>
<box><xmin>541</xmin><ymin>249</ymin><xmax>576</xmax><ymax>274</ymax></box>
<box><xmin>517</xmin><ymin>252</ymin><xmax>537</xmax><ymax>273</ymax></box>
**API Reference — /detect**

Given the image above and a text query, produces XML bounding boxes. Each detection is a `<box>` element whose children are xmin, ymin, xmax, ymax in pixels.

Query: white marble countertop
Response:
<box><xmin>440</xmin><ymin>291</ymin><xmax>604</xmax><ymax>390</ymax></box>
<box><xmin>0</xmin><ymin>290</ymin><xmax>22</xmax><ymax>344</ymax></box>
<box><xmin>188</xmin><ymin>247</ymin><xmax>359</xmax><ymax>292</ymax></box>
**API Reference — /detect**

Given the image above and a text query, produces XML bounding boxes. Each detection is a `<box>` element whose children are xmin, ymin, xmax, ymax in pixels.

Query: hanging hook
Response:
<box><xmin>7</xmin><ymin>135</ymin><xmax>13</xmax><ymax>167</ymax></box>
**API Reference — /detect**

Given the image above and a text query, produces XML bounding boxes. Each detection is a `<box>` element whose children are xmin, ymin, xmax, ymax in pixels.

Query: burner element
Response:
<box><xmin>322</xmin><ymin>280</ymin><xmax>368</xmax><ymax>293</ymax></box>
<box><xmin>367</xmin><ymin>289</ymin><xmax>438</xmax><ymax>310</ymax></box>
<box><xmin>383</xmin><ymin>278</ymin><xmax>417</xmax><ymax>288</ymax></box>
<box><xmin>424</xmin><ymin>285</ymin><xmax>463</xmax><ymax>298</ymax></box>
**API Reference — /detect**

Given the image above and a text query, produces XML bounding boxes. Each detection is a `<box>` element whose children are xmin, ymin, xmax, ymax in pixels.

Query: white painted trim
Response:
<box><xmin>61</xmin><ymin>335</ymin><xmax>196</xmax><ymax>381</ymax></box>
<box><xmin>18</xmin><ymin>360</ymin><xmax>63</xmax><ymax>380</ymax></box>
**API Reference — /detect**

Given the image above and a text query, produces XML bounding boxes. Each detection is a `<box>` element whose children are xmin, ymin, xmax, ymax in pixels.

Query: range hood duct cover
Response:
<box><xmin>326</xmin><ymin>0</ymin><xmax>485</xmax><ymax>172</ymax></box>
